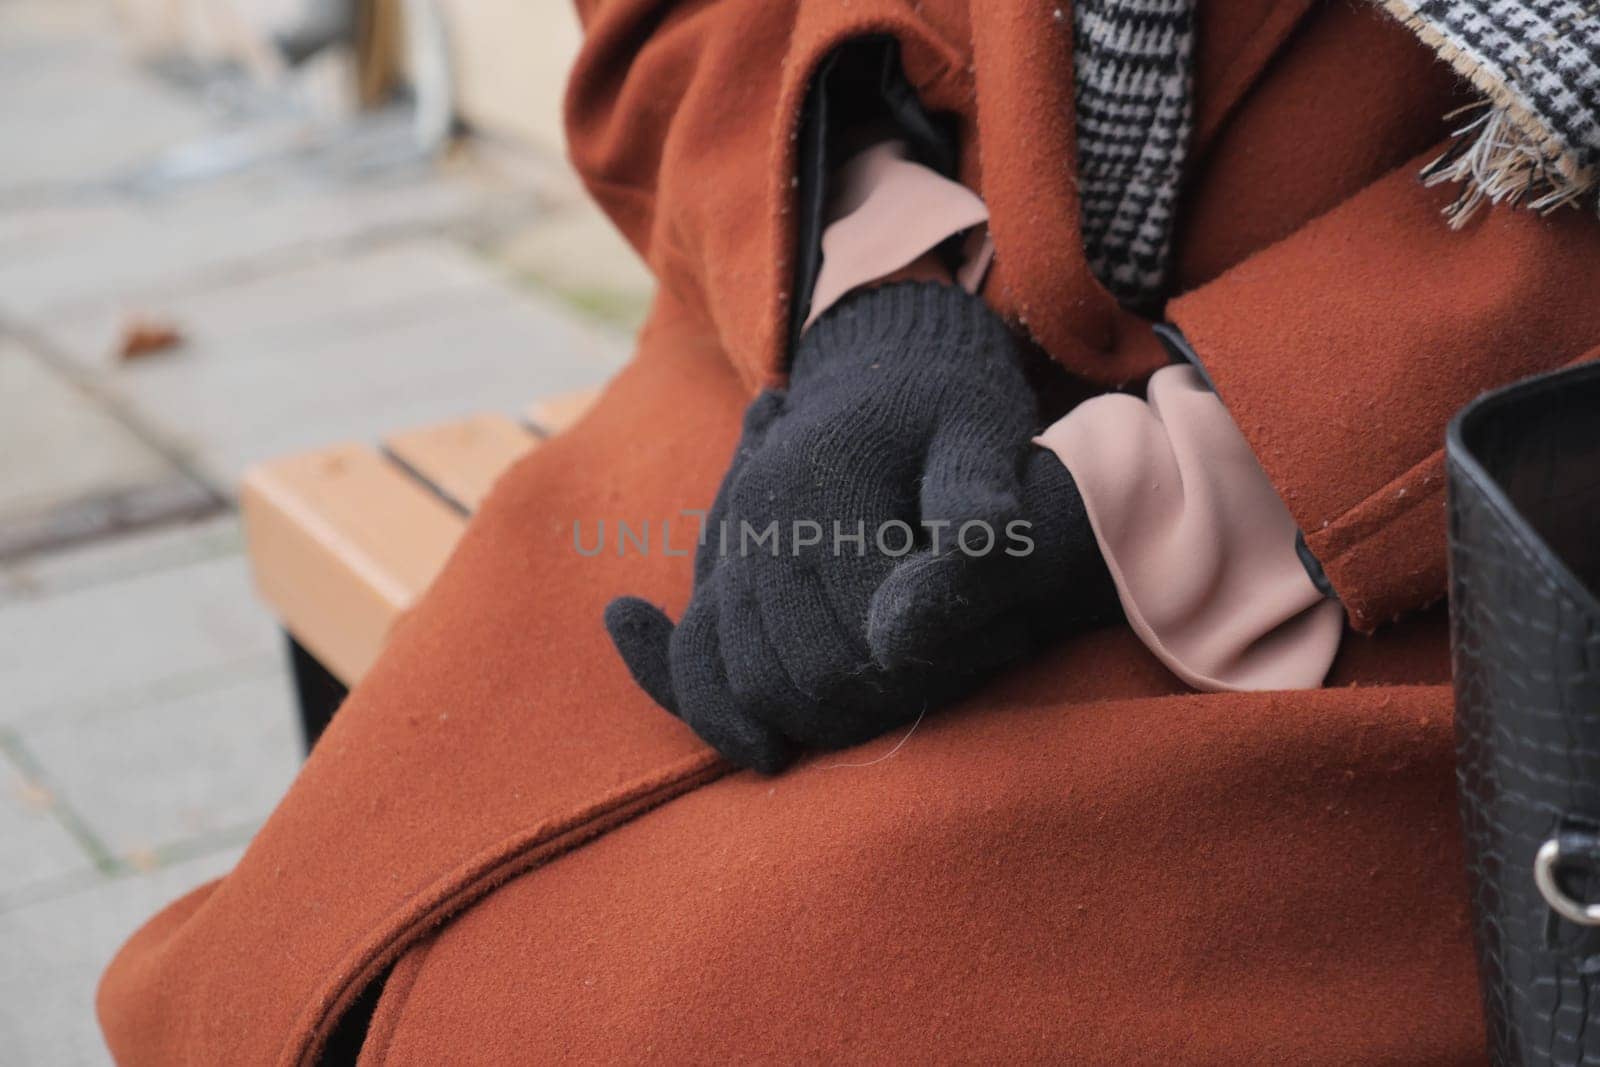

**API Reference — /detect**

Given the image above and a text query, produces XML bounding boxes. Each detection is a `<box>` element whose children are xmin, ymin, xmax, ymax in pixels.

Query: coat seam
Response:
<box><xmin>282</xmin><ymin>751</ymin><xmax>729</xmax><ymax>1067</ymax></box>
<box><xmin>1309</xmin><ymin>343</ymin><xmax>1600</xmax><ymax>607</ymax></box>
<box><xmin>355</xmin><ymin>935</ymin><xmax>435</xmax><ymax>1067</ymax></box>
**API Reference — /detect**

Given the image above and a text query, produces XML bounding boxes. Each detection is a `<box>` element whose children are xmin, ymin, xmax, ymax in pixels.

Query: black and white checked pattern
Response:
<box><xmin>1380</xmin><ymin>0</ymin><xmax>1600</xmax><ymax>221</ymax></box>
<box><xmin>1387</xmin><ymin>0</ymin><xmax>1600</xmax><ymax>174</ymax></box>
<box><xmin>1067</xmin><ymin>0</ymin><xmax>1600</xmax><ymax>277</ymax></box>
<box><xmin>1070</xmin><ymin>0</ymin><xmax>1196</xmax><ymax>310</ymax></box>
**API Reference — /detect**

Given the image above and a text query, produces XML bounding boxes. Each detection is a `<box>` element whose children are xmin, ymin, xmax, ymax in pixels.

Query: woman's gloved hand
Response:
<box><xmin>865</xmin><ymin>446</ymin><xmax>1120</xmax><ymax>672</ymax></box>
<box><xmin>604</xmin><ymin>283</ymin><xmax>1118</xmax><ymax>772</ymax></box>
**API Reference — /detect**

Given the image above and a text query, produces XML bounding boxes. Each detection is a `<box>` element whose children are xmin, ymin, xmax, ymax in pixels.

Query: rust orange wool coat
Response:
<box><xmin>98</xmin><ymin>1</ymin><xmax>1600</xmax><ymax>1063</ymax></box>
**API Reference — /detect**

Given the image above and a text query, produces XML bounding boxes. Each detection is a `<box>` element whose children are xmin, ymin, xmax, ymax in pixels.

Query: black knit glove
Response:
<box><xmin>605</xmin><ymin>283</ymin><xmax>1116</xmax><ymax>772</ymax></box>
<box><xmin>866</xmin><ymin>446</ymin><xmax>1119</xmax><ymax>671</ymax></box>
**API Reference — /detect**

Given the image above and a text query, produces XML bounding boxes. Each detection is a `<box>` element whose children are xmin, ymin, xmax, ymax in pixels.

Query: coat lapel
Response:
<box><xmin>1191</xmin><ymin>0</ymin><xmax>1319</xmax><ymax>159</ymax></box>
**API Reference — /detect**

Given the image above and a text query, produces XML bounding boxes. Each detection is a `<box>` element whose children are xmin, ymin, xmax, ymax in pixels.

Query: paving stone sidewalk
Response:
<box><xmin>0</xmin><ymin>2</ymin><xmax>653</xmax><ymax>1062</ymax></box>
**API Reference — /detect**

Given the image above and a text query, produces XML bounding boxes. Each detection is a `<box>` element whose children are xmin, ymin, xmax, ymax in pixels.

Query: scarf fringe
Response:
<box><xmin>1375</xmin><ymin>0</ymin><xmax>1599</xmax><ymax>227</ymax></box>
<box><xmin>1421</xmin><ymin>104</ymin><xmax>1597</xmax><ymax>228</ymax></box>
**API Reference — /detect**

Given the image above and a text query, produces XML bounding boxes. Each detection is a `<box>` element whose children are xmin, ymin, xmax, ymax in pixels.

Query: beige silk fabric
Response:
<box><xmin>804</xmin><ymin>141</ymin><xmax>990</xmax><ymax>328</ymax></box>
<box><xmin>1037</xmin><ymin>365</ymin><xmax>1344</xmax><ymax>691</ymax></box>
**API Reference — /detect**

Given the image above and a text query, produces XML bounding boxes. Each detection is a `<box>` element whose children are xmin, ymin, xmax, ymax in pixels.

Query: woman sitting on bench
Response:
<box><xmin>99</xmin><ymin>0</ymin><xmax>1600</xmax><ymax>1061</ymax></box>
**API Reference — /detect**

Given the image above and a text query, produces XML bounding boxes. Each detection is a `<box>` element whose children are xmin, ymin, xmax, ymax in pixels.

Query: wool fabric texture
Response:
<box><xmin>1382</xmin><ymin>0</ymin><xmax>1600</xmax><ymax>222</ymax></box>
<box><xmin>1071</xmin><ymin>0</ymin><xmax>1196</xmax><ymax>308</ymax></box>
<box><xmin>606</xmin><ymin>282</ymin><xmax>1113</xmax><ymax>772</ymax></box>
<box><xmin>866</xmin><ymin>447</ymin><xmax>1119</xmax><ymax>671</ymax></box>
<box><xmin>1073</xmin><ymin>0</ymin><xmax>1600</xmax><ymax>271</ymax></box>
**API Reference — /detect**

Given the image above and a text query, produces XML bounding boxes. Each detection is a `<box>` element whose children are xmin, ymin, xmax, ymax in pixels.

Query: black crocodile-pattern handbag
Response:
<box><xmin>1447</xmin><ymin>361</ymin><xmax>1600</xmax><ymax>1066</ymax></box>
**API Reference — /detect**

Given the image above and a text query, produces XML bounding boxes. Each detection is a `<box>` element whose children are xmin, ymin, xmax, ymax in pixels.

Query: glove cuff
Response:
<box><xmin>791</xmin><ymin>281</ymin><xmax>1018</xmax><ymax>384</ymax></box>
<box><xmin>1020</xmin><ymin>450</ymin><xmax>1122</xmax><ymax>629</ymax></box>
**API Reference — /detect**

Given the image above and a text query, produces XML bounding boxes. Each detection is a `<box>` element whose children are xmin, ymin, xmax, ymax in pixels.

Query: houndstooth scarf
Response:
<box><xmin>1070</xmin><ymin>0</ymin><xmax>1195</xmax><ymax>310</ymax></box>
<box><xmin>1384</xmin><ymin>0</ymin><xmax>1600</xmax><ymax>224</ymax></box>
<box><xmin>1072</xmin><ymin>0</ymin><xmax>1600</xmax><ymax>309</ymax></box>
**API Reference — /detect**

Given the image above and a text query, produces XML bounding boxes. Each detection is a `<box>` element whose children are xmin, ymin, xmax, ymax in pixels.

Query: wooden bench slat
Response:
<box><xmin>241</xmin><ymin>444</ymin><xmax>467</xmax><ymax>686</ymax></box>
<box><xmin>242</xmin><ymin>385</ymin><xmax>610</xmax><ymax>692</ymax></box>
<box><xmin>383</xmin><ymin>413</ymin><xmax>539</xmax><ymax>513</ymax></box>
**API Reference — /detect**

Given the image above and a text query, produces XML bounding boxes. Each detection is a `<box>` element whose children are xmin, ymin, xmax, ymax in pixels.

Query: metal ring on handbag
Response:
<box><xmin>1535</xmin><ymin>837</ymin><xmax>1600</xmax><ymax>926</ymax></box>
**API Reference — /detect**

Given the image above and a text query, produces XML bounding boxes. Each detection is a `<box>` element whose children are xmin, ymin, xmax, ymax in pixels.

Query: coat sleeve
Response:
<box><xmin>564</xmin><ymin>0</ymin><xmax>970</xmax><ymax>390</ymax></box>
<box><xmin>1166</xmin><ymin>151</ymin><xmax>1600</xmax><ymax>631</ymax></box>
